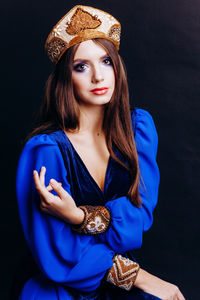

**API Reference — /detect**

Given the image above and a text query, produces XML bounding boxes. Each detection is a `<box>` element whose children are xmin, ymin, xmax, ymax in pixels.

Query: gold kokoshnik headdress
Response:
<box><xmin>45</xmin><ymin>5</ymin><xmax>121</xmax><ymax>64</ymax></box>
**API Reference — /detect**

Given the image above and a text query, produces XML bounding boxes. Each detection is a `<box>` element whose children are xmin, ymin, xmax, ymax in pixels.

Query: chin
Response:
<box><xmin>80</xmin><ymin>96</ymin><xmax>112</xmax><ymax>106</ymax></box>
<box><xmin>94</xmin><ymin>98</ymin><xmax>112</xmax><ymax>106</ymax></box>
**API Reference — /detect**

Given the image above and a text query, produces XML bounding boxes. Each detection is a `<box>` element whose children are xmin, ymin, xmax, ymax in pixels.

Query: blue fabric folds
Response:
<box><xmin>16</xmin><ymin>108</ymin><xmax>160</xmax><ymax>299</ymax></box>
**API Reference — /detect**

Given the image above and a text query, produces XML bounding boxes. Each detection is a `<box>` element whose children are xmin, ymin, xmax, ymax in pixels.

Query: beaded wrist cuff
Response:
<box><xmin>106</xmin><ymin>254</ymin><xmax>140</xmax><ymax>291</ymax></box>
<box><xmin>72</xmin><ymin>205</ymin><xmax>110</xmax><ymax>234</ymax></box>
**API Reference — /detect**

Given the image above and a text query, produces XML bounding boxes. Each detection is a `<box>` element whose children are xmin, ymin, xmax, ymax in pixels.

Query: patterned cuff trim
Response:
<box><xmin>106</xmin><ymin>254</ymin><xmax>140</xmax><ymax>291</ymax></box>
<box><xmin>72</xmin><ymin>205</ymin><xmax>110</xmax><ymax>235</ymax></box>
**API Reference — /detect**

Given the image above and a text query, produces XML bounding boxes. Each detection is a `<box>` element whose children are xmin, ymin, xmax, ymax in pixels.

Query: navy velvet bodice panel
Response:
<box><xmin>50</xmin><ymin>130</ymin><xmax>132</xmax><ymax>207</ymax></box>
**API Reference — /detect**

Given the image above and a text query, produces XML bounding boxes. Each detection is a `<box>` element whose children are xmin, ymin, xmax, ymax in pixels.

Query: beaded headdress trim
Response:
<box><xmin>45</xmin><ymin>5</ymin><xmax>121</xmax><ymax>64</ymax></box>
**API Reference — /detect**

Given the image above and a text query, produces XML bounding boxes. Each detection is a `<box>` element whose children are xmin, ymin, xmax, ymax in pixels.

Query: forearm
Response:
<box><xmin>134</xmin><ymin>268</ymin><xmax>185</xmax><ymax>299</ymax></box>
<box><xmin>72</xmin><ymin>198</ymin><xmax>144</xmax><ymax>253</ymax></box>
<box><xmin>70</xmin><ymin>207</ymin><xmax>85</xmax><ymax>225</ymax></box>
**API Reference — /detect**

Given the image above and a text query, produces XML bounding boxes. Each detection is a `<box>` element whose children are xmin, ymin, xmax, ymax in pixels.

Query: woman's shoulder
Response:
<box><xmin>24</xmin><ymin>132</ymin><xmax>59</xmax><ymax>151</ymax></box>
<box><xmin>17</xmin><ymin>132</ymin><xmax>65</xmax><ymax>175</ymax></box>
<box><xmin>19</xmin><ymin>130</ymin><xmax>72</xmax><ymax>164</ymax></box>
<box><xmin>17</xmin><ymin>133</ymin><xmax>60</xmax><ymax>167</ymax></box>
<box><xmin>130</xmin><ymin>107</ymin><xmax>158</xmax><ymax>152</ymax></box>
<box><xmin>131</xmin><ymin>107</ymin><xmax>155</xmax><ymax>125</ymax></box>
<box><xmin>131</xmin><ymin>107</ymin><xmax>155</xmax><ymax>132</ymax></box>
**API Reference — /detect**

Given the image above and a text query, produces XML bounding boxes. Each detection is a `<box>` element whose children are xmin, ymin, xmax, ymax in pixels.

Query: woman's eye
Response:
<box><xmin>73</xmin><ymin>63</ymin><xmax>87</xmax><ymax>72</ymax></box>
<box><xmin>103</xmin><ymin>57</ymin><xmax>112</xmax><ymax>65</ymax></box>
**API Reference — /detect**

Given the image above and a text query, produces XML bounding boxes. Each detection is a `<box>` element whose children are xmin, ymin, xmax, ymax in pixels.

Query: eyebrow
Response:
<box><xmin>73</xmin><ymin>54</ymin><xmax>109</xmax><ymax>64</ymax></box>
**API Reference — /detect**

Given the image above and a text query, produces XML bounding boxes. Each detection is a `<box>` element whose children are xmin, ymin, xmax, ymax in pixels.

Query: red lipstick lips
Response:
<box><xmin>91</xmin><ymin>87</ymin><xmax>108</xmax><ymax>95</ymax></box>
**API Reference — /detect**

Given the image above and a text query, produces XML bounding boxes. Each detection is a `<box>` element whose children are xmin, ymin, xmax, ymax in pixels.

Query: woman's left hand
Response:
<box><xmin>33</xmin><ymin>166</ymin><xmax>84</xmax><ymax>224</ymax></box>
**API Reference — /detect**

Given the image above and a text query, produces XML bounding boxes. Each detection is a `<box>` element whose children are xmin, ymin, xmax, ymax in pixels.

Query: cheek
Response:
<box><xmin>72</xmin><ymin>75</ymin><xmax>85</xmax><ymax>94</ymax></box>
<box><xmin>108</xmin><ymin>68</ymin><xmax>115</xmax><ymax>86</ymax></box>
<box><xmin>113</xmin><ymin>73</ymin><xmax>115</xmax><ymax>87</ymax></box>
<box><xmin>110</xmin><ymin>70</ymin><xmax>115</xmax><ymax>90</ymax></box>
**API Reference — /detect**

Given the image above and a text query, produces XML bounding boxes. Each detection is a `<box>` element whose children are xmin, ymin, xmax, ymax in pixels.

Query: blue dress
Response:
<box><xmin>16</xmin><ymin>108</ymin><xmax>160</xmax><ymax>299</ymax></box>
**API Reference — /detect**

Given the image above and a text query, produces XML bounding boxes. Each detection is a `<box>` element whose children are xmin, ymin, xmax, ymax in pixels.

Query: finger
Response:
<box><xmin>177</xmin><ymin>290</ymin><xmax>186</xmax><ymax>300</ymax></box>
<box><xmin>50</xmin><ymin>179</ymin><xmax>70</xmax><ymax>200</ymax></box>
<box><xmin>33</xmin><ymin>170</ymin><xmax>45</xmax><ymax>193</ymax></box>
<box><xmin>33</xmin><ymin>170</ymin><xmax>41</xmax><ymax>189</ymax></box>
<box><xmin>33</xmin><ymin>170</ymin><xmax>52</xmax><ymax>200</ymax></box>
<box><xmin>39</xmin><ymin>166</ymin><xmax>46</xmax><ymax>186</ymax></box>
<box><xmin>47</xmin><ymin>182</ymin><xmax>62</xmax><ymax>192</ymax></box>
<box><xmin>173</xmin><ymin>287</ymin><xmax>184</xmax><ymax>300</ymax></box>
<box><xmin>47</xmin><ymin>185</ymin><xmax>53</xmax><ymax>192</ymax></box>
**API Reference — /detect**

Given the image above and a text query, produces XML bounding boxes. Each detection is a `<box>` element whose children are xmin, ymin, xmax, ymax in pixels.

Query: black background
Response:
<box><xmin>1</xmin><ymin>0</ymin><xmax>200</xmax><ymax>299</ymax></box>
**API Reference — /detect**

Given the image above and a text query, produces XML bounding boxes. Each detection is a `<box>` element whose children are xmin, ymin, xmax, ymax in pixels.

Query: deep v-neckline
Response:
<box><xmin>62</xmin><ymin>131</ymin><xmax>111</xmax><ymax>194</ymax></box>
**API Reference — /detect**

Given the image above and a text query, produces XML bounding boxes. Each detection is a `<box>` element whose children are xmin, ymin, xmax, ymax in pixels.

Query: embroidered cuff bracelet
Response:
<box><xmin>106</xmin><ymin>254</ymin><xmax>140</xmax><ymax>291</ymax></box>
<box><xmin>72</xmin><ymin>205</ymin><xmax>110</xmax><ymax>234</ymax></box>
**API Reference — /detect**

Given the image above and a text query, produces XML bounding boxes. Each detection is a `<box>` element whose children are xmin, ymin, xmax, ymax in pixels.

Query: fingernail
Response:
<box><xmin>50</xmin><ymin>179</ymin><xmax>57</xmax><ymax>186</ymax></box>
<box><xmin>33</xmin><ymin>170</ymin><xmax>37</xmax><ymax>175</ymax></box>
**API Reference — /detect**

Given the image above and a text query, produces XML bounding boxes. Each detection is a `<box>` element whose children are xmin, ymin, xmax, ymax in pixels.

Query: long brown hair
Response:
<box><xmin>28</xmin><ymin>38</ymin><xmax>141</xmax><ymax>207</ymax></box>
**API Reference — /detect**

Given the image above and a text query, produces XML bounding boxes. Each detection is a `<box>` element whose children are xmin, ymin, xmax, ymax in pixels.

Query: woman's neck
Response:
<box><xmin>78</xmin><ymin>105</ymin><xmax>105</xmax><ymax>136</ymax></box>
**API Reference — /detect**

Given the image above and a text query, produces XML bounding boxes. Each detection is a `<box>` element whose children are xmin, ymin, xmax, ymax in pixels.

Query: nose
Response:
<box><xmin>91</xmin><ymin>65</ymin><xmax>104</xmax><ymax>83</ymax></box>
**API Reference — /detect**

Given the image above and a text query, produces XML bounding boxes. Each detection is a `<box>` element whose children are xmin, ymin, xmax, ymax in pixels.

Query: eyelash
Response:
<box><xmin>103</xmin><ymin>56</ymin><xmax>113</xmax><ymax>65</ymax></box>
<box><xmin>73</xmin><ymin>63</ymin><xmax>87</xmax><ymax>72</ymax></box>
<box><xmin>73</xmin><ymin>56</ymin><xmax>113</xmax><ymax>73</ymax></box>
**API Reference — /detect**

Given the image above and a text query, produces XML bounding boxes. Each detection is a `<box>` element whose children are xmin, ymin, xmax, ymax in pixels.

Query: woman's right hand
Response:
<box><xmin>134</xmin><ymin>268</ymin><xmax>185</xmax><ymax>300</ymax></box>
<box><xmin>33</xmin><ymin>166</ymin><xmax>85</xmax><ymax>225</ymax></box>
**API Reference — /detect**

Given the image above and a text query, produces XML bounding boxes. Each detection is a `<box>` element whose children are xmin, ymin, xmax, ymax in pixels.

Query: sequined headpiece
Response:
<box><xmin>45</xmin><ymin>5</ymin><xmax>121</xmax><ymax>64</ymax></box>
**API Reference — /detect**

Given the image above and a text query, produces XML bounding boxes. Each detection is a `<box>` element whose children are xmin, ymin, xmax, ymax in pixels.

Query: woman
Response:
<box><xmin>16</xmin><ymin>5</ymin><xmax>185</xmax><ymax>300</ymax></box>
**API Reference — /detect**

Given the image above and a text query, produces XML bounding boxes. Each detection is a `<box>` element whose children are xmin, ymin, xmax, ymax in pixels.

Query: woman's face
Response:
<box><xmin>72</xmin><ymin>40</ymin><xmax>115</xmax><ymax>107</ymax></box>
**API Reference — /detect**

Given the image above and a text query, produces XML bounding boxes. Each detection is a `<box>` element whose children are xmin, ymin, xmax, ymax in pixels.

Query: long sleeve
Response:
<box><xmin>97</xmin><ymin>108</ymin><xmax>160</xmax><ymax>253</ymax></box>
<box><xmin>16</xmin><ymin>134</ymin><xmax>115</xmax><ymax>292</ymax></box>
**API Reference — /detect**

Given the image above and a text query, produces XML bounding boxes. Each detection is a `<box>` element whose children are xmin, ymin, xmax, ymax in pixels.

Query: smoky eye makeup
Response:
<box><xmin>73</xmin><ymin>62</ymin><xmax>88</xmax><ymax>72</ymax></box>
<box><xmin>73</xmin><ymin>55</ymin><xmax>113</xmax><ymax>72</ymax></box>
<box><xmin>102</xmin><ymin>56</ymin><xmax>113</xmax><ymax>65</ymax></box>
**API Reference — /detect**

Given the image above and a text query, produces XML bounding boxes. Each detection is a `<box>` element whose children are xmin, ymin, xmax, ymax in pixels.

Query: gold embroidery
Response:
<box><xmin>45</xmin><ymin>5</ymin><xmax>121</xmax><ymax>64</ymax></box>
<box><xmin>46</xmin><ymin>38</ymin><xmax>67</xmax><ymax>64</ymax></box>
<box><xmin>66</xmin><ymin>8</ymin><xmax>102</xmax><ymax>35</ymax></box>
<box><xmin>106</xmin><ymin>255</ymin><xmax>140</xmax><ymax>291</ymax></box>
<box><xmin>108</xmin><ymin>24</ymin><xmax>121</xmax><ymax>43</ymax></box>
<box><xmin>72</xmin><ymin>206</ymin><xmax>110</xmax><ymax>235</ymax></box>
